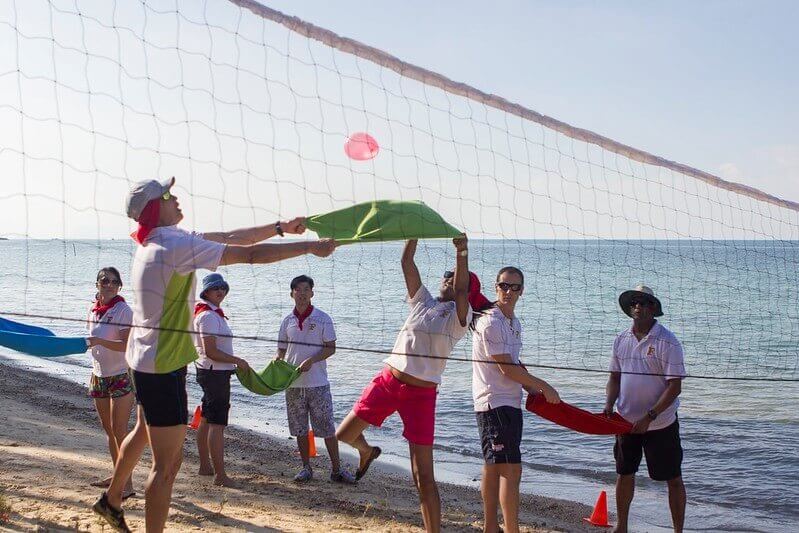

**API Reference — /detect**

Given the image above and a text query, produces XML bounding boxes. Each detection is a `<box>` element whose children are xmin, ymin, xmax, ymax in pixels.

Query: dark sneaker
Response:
<box><xmin>92</xmin><ymin>492</ymin><xmax>131</xmax><ymax>533</ymax></box>
<box><xmin>330</xmin><ymin>469</ymin><xmax>357</xmax><ymax>484</ymax></box>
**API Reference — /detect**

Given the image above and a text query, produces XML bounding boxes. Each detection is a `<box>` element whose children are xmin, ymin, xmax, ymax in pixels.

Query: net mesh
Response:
<box><xmin>1</xmin><ymin>0</ymin><xmax>797</xmax><ymax>380</ymax></box>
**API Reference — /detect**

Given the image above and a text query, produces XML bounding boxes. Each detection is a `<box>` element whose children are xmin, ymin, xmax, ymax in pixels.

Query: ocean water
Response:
<box><xmin>1</xmin><ymin>238</ymin><xmax>798</xmax><ymax>532</ymax></box>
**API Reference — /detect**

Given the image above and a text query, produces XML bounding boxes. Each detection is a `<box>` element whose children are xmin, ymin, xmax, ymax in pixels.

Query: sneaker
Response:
<box><xmin>330</xmin><ymin>469</ymin><xmax>357</xmax><ymax>484</ymax></box>
<box><xmin>293</xmin><ymin>465</ymin><xmax>313</xmax><ymax>483</ymax></box>
<box><xmin>92</xmin><ymin>492</ymin><xmax>131</xmax><ymax>533</ymax></box>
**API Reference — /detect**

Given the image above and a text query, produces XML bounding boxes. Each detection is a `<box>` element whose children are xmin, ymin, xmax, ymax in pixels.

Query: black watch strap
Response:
<box><xmin>275</xmin><ymin>221</ymin><xmax>285</xmax><ymax>237</ymax></box>
<box><xmin>647</xmin><ymin>409</ymin><xmax>658</xmax><ymax>421</ymax></box>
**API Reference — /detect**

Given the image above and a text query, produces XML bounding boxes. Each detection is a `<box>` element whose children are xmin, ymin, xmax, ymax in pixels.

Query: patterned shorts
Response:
<box><xmin>285</xmin><ymin>384</ymin><xmax>336</xmax><ymax>438</ymax></box>
<box><xmin>89</xmin><ymin>372</ymin><xmax>133</xmax><ymax>399</ymax></box>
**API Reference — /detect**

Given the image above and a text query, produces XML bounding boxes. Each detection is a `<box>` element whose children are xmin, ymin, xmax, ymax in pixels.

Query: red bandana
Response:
<box><xmin>194</xmin><ymin>302</ymin><xmax>227</xmax><ymax>320</ymax></box>
<box><xmin>92</xmin><ymin>295</ymin><xmax>125</xmax><ymax>320</ymax></box>
<box><xmin>467</xmin><ymin>271</ymin><xmax>492</xmax><ymax>311</ymax></box>
<box><xmin>130</xmin><ymin>199</ymin><xmax>160</xmax><ymax>245</ymax></box>
<box><xmin>293</xmin><ymin>305</ymin><xmax>314</xmax><ymax>330</ymax></box>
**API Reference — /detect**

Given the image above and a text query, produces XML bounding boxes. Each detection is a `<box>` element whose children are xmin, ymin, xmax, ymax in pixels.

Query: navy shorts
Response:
<box><xmin>132</xmin><ymin>366</ymin><xmax>188</xmax><ymax>427</ymax></box>
<box><xmin>196</xmin><ymin>368</ymin><xmax>233</xmax><ymax>426</ymax></box>
<box><xmin>614</xmin><ymin>419</ymin><xmax>683</xmax><ymax>481</ymax></box>
<box><xmin>476</xmin><ymin>406</ymin><xmax>523</xmax><ymax>464</ymax></box>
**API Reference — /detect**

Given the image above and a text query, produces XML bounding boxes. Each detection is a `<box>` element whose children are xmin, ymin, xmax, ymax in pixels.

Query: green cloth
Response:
<box><xmin>236</xmin><ymin>360</ymin><xmax>301</xmax><ymax>396</ymax></box>
<box><xmin>306</xmin><ymin>200</ymin><xmax>463</xmax><ymax>244</ymax></box>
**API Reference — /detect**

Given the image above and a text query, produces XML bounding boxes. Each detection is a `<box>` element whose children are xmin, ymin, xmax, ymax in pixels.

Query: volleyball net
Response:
<box><xmin>0</xmin><ymin>0</ymin><xmax>797</xmax><ymax>381</ymax></box>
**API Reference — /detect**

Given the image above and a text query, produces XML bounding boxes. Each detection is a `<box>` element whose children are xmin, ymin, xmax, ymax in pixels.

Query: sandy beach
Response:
<box><xmin>0</xmin><ymin>359</ymin><xmax>598</xmax><ymax>532</ymax></box>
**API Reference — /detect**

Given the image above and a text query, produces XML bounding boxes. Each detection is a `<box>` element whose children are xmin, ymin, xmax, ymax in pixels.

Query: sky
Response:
<box><xmin>0</xmin><ymin>0</ymin><xmax>797</xmax><ymax>239</ymax></box>
<box><xmin>264</xmin><ymin>0</ymin><xmax>799</xmax><ymax>200</ymax></box>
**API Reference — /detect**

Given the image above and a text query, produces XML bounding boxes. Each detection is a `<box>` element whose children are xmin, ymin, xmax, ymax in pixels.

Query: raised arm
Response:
<box><xmin>490</xmin><ymin>353</ymin><xmax>560</xmax><ymax>404</ymax></box>
<box><xmin>453</xmin><ymin>236</ymin><xmax>469</xmax><ymax>326</ymax></box>
<box><xmin>220</xmin><ymin>239</ymin><xmax>336</xmax><ymax>266</ymax></box>
<box><xmin>204</xmin><ymin>217</ymin><xmax>306</xmax><ymax>245</ymax></box>
<box><xmin>401</xmin><ymin>239</ymin><xmax>422</xmax><ymax>298</ymax></box>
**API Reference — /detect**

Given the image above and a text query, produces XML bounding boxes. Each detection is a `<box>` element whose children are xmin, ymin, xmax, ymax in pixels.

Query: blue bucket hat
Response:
<box><xmin>200</xmin><ymin>273</ymin><xmax>229</xmax><ymax>300</ymax></box>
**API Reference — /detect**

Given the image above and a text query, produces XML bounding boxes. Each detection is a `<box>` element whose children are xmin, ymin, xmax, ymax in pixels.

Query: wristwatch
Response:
<box><xmin>458</xmin><ymin>249</ymin><xmax>468</xmax><ymax>257</ymax></box>
<box><xmin>275</xmin><ymin>221</ymin><xmax>285</xmax><ymax>237</ymax></box>
<box><xmin>647</xmin><ymin>409</ymin><xmax>658</xmax><ymax>421</ymax></box>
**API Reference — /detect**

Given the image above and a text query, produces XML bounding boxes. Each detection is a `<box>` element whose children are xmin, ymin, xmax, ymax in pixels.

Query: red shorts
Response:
<box><xmin>353</xmin><ymin>367</ymin><xmax>437</xmax><ymax>446</ymax></box>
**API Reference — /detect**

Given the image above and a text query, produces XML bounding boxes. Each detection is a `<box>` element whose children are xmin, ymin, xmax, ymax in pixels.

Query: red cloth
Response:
<box><xmin>467</xmin><ymin>271</ymin><xmax>493</xmax><ymax>311</ymax></box>
<box><xmin>130</xmin><ymin>199</ymin><xmax>160</xmax><ymax>245</ymax></box>
<box><xmin>526</xmin><ymin>393</ymin><xmax>632</xmax><ymax>435</ymax></box>
<box><xmin>194</xmin><ymin>302</ymin><xmax>227</xmax><ymax>320</ymax></box>
<box><xmin>91</xmin><ymin>295</ymin><xmax>125</xmax><ymax>319</ymax></box>
<box><xmin>293</xmin><ymin>305</ymin><xmax>314</xmax><ymax>330</ymax></box>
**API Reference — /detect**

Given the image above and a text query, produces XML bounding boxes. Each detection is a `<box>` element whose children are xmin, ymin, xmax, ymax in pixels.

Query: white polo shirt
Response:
<box><xmin>126</xmin><ymin>226</ymin><xmax>226</xmax><ymax>374</ymax></box>
<box><xmin>610</xmin><ymin>321</ymin><xmax>686</xmax><ymax>431</ymax></box>
<box><xmin>384</xmin><ymin>285</ymin><xmax>472</xmax><ymax>384</ymax></box>
<box><xmin>193</xmin><ymin>303</ymin><xmax>236</xmax><ymax>371</ymax></box>
<box><xmin>87</xmin><ymin>300</ymin><xmax>133</xmax><ymax>378</ymax></box>
<box><xmin>278</xmin><ymin>307</ymin><xmax>336</xmax><ymax>388</ymax></box>
<box><xmin>472</xmin><ymin>306</ymin><xmax>523</xmax><ymax>412</ymax></box>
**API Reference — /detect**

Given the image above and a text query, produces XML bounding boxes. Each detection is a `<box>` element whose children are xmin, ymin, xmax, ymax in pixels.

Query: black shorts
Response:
<box><xmin>614</xmin><ymin>419</ymin><xmax>683</xmax><ymax>481</ymax></box>
<box><xmin>196</xmin><ymin>367</ymin><xmax>233</xmax><ymax>426</ymax></box>
<box><xmin>476</xmin><ymin>406</ymin><xmax>523</xmax><ymax>464</ymax></box>
<box><xmin>132</xmin><ymin>366</ymin><xmax>188</xmax><ymax>427</ymax></box>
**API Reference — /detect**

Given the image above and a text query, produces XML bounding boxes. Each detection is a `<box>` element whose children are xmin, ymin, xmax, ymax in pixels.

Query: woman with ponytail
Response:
<box><xmin>86</xmin><ymin>267</ymin><xmax>135</xmax><ymax>499</ymax></box>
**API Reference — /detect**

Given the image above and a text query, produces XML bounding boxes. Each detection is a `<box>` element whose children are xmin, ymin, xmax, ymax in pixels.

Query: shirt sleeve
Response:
<box><xmin>195</xmin><ymin>312</ymin><xmax>219</xmax><ymax>339</ymax></box>
<box><xmin>408</xmin><ymin>285</ymin><xmax>433</xmax><ymax>308</ymax></box>
<box><xmin>172</xmin><ymin>231</ymin><xmax>226</xmax><ymax>275</ymax></box>
<box><xmin>609</xmin><ymin>335</ymin><xmax>621</xmax><ymax>372</ymax></box>
<box><xmin>481</xmin><ymin>319</ymin><xmax>507</xmax><ymax>358</ymax></box>
<box><xmin>322</xmin><ymin>316</ymin><xmax>336</xmax><ymax>343</ymax></box>
<box><xmin>277</xmin><ymin>317</ymin><xmax>289</xmax><ymax>350</ymax></box>
<box><xmin>116</xmin><ymin>304</ymin><xmax>134</xmax><ymax>331</ymax></box>
<box><xmin>662</xmin><ymin>338</ymin><xmax>687</xmax><ymax>380</ymax></box>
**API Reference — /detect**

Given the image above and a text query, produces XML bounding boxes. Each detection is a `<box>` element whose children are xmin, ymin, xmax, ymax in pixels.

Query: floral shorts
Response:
<box><xmin>89</xmin><ymin>372</ymin><xmax>133</xmax><ymax>399</ymax></box>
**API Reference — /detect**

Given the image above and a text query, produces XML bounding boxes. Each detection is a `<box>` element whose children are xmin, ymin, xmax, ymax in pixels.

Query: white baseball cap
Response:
<box><xmin>125</xmin><ymin>177</ymin><xmax>175</xmax><ymax>220</ymax></box>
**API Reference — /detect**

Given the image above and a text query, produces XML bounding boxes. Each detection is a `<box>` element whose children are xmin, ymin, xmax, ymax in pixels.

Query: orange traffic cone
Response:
<box><xmin>189</xmin><ymin>405</ymin><xmax>202</xmax><ymax>430</ymax></box>
<box><xmin>307</xmin><ymin>429</ymin><xmax>318</xmax><ymax>458</ymax></box>
<box><xmin>583</xmin><ymin>490</ymin><xmax>611</xmax><ymax>527</ymax></box>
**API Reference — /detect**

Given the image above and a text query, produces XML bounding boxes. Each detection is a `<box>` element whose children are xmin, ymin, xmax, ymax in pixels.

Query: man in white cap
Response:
<box><xmin>604</xmin><ymin>285</ymin><xmax>687</xmax><ymax>533</ymax></box>
<box><xmin>94</xmin><ymin>177</ymin><xmax>336</xmax><ymax>533</ymax></box>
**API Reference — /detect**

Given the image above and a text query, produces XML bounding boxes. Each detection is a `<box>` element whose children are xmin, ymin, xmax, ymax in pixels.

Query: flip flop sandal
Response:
<box><xmin>355</xmin><ymin>446</ymin><xmax>381</xmax><ymax>480</ymax></box>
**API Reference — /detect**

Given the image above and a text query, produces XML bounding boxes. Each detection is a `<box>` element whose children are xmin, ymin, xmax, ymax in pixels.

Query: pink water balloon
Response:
<box><xmin>344</xmin><ymin>132</ymin><xmax>379</xmax><ymax>161</ymax></box>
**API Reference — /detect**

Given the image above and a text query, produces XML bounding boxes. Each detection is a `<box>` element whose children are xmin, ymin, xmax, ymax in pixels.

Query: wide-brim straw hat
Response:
<box><xmin>618</xmin><ymin>284</ymin><xmax>663</xmax><ymax>318</ymax></box>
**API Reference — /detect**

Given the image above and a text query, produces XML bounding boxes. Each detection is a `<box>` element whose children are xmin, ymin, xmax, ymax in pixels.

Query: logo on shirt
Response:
<box><xmin>646</xmin><ymin>345</ymin><xmax>656</xmax><ymax>357</ymax></box>
<box><xmin>308</xmin><ymin>323</ymin><xmax>316</xmax><ymax>331</ymax></box>
<box><xmin>439</xmin><ymin>309</ymin><xmax>450</xmax><ymax>319</ymax></box>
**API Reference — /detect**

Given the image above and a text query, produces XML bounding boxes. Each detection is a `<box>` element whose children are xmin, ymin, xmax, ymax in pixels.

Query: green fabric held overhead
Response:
<box><xmin>236</xmin><ymin>360</ymin><xmax>301</xmax><ymax>396</ymax></box>
<box><xmin>306</xmin><ymin>200</ymin><xmax>463</xmax><ymax>244</ymax></box>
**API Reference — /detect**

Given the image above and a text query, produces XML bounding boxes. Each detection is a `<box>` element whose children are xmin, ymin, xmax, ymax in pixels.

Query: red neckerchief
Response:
<box><xmin>130</xmin><ymin>199</ymin><xmax>160</xmax><ymax>245</ymax></box>
<box><xmin>293</xmin><ymin>305</ymin><xmax>314</xmax><ymax>330</ymax></box>
<box><xmin>92</xmin><ymin>295</ymin><xmax>125</xmax><ymax>320</ymax></box>
<box><xmin>194</xmin><ymin>302</ymin><xmax>227</xmax><ymax>320</ymax></box>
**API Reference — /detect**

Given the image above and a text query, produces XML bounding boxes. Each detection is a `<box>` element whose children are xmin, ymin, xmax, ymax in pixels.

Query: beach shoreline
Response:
<box><xmin>0</xmin><ymin>358</ymin><xmax>597</xmax><ymax>532</ymax></box>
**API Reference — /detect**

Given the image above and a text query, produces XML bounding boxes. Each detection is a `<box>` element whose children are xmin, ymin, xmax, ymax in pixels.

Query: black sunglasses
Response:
<box><xmin>629</xmin><ymin>298</ymin><xmax>651</xmax><ymax>307</ymax></box>
<box><xmin>97</xmin><ymin>277</ymin><xmax>121</xmax><ymax>286</ymax></box>
<box><xmin>496</xmin><ymin>282</ymin><xmax>523</xmax><ymax>292</ymax></box>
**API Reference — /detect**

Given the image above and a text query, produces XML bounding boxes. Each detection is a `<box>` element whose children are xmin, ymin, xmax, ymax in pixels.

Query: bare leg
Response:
<box><xmin>409</xmin><ymin>443</ymin><xmax>440</xmax><ymax>533</ymax></box>
<box><xmin>481</xmin><ymin>464</ymin><xmax>500</xmax><ymax>533</ymax></box>
<box><xmin>107</xmin><ymin>406</ymin><xmax>148</xmax><ymax>509</ymax></box>
<box><xmin>94</xmin><ymin>397</ymin><xmax>116</xmax><ymax>466</ymax></box>
<box><xmin>667</xmin><ymin>476</ymin><xmax>686</xmax><ymax>533</ymax></box>
<box><xmin>296</xmin><ymin>431</ymin><xmax>311</xmax><ymax>466</ymax></box>
<box><xmin>336</xmin><ymin>410</ymin><xmax>375</xmax><ymax>471</ymax></box>
<box><xmin>324</xmin><ymin>436</ymin><xmax>341</xmax><ymax>473</ymax></box>
<box><xmin>196</xmin><ymin>418</ymin><xmax>213</xmax><ymax>475</ymax></box>
<box><xmin>497</xmin><ymin>463</ymin><xmax>522</xmax><ymax>533</ymax></box>
<box><xmin>110</xmin><ymin>392</ymin><xmax>136</xmax><ymax>493</ymax></box>
<box><xmin>613</xmin><ymin>474</ymin><xmax>635</xmax><ymax>533</ymax></box>
<box><xmin>143</xmin><ymin>423</ymin><xmax>187</xmax><ymax>533</ymax></box>
<box><xmin>208</xmin><ymin>424</ymin><xmax>235</xmax><ymax>486</ymax></box>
